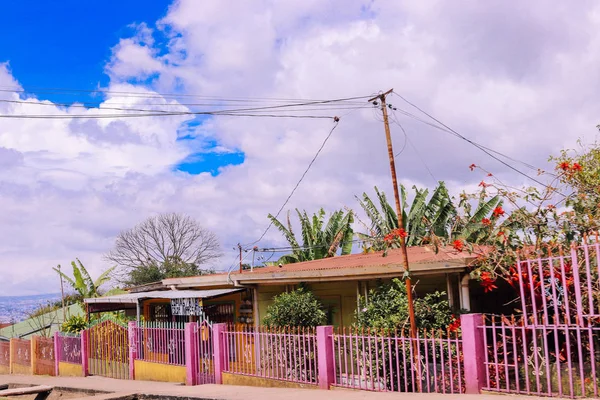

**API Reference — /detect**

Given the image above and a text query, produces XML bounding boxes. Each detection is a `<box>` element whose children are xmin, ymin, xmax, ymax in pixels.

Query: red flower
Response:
<box><xmin>479</xmin><ymin>181</ymin><xmax>489</xmax><ymax>188</ymax></box>
<box><xmin>571</xmin><ymin>162</ymin><xmax>582</xmax><ymax>172</ymax></box>
<box><xmin>384</xmin><ymin>228</ymin><xmax>408</xmax><ymax>244</ymax></box>
<box><xmin>448</xmin><ymin>316</ymin><xmax>461</xmax><ymax>332</ymax></box>
<box><xmin>481</xmin><ymin>218</ymin><xmax>491</xmax><ymax>226</ymax></box>
<box><xmin>487</xmin><ymin>173</ymin><xmax>493</xmax><ymax>177</ymax></box>
<box><xmin>559</xmin><ymin>161</ymin><xmax>570</xmax><ymax>171</ymax></box>
<box><xmin>546</xmin><ymin>204</ymin><xmax>556</xmax><ymax>210</ymax></box>
<box><xmin>469</xmin><ymin>164</ymin><xmax>477</xmax><ymax>171</ymax></box>
<box><xmin>453</xmin><ymin>239</ymin><xmax>464</xmax><ymax>252</ymax></box>
<box><xmin>496</xmin><ymin>231</ymin><xmax>505</xmax><ymax>237</ymax></box>
<box><xmin>480</xmin><ymin>271</ymin><xmax>498</xmax><ymax>293</ymax></box>
<box><xmin>493</xmin><ymin>206</ymin><xmax>505</xmax><ymax>218</ymax></box>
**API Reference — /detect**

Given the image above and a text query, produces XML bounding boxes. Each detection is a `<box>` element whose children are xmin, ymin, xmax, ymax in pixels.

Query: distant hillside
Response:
<box><xmin>0</xmin><ymin>293</ymin><xmax>61</xmax><ymax>323</ymax></box>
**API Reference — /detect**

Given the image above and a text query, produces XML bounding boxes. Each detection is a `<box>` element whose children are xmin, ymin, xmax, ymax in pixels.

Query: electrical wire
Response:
<box><xmin>255</xmin><ymin>236</ymin><xmax>382</xmax><ymax>253</ymax></box>
<box><xmin>243</xmin><ymin>119</ymin><xmax>341</xmax><ymax>247</ymax></box>
<box><xmin>391</xmin><ymin>92</ymin><xmax>563</xmax><ymax>195</ymax></box>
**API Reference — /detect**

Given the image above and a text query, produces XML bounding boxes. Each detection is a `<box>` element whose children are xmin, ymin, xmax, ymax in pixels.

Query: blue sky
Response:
<box><xmin>0</xmin><ymin>1</ymin><xmax>170</xmax><ymax>103</ymax></box>
<box><xmin>0</xmin><ymin>0</ymin><xmax>245</xmax><ymax>175</ymax></box>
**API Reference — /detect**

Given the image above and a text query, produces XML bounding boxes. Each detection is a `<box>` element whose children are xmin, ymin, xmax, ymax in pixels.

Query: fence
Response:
<box><xmin>331</xmin><ymin>328</ymin><xmax>464</xmax><ymax>393</ymax></box>
<box><xmin>481</xmin><ymin>242</ymin><xmax>600</xmax><ymax>398</ymax></box>
<box><xmin>0</xmin><ymin>341</ymin><xmax>9</xmax><ymax>371</ymax></box>
<box><xmin>11</xmin><ymin>338</ymin><xmax>31</xmax><ymax>366</ymax></box>
<box><xmin>133</xmin><ymin>322</ymin><xmax>186</xmax><ymax>366</ymax></box>
<box><xmin>56</xmin><ymin>333</ymin><xmax>82</xmax><ymax>364</ymax></box>
<box><xmin>222</xmin><ymin>325</ymin><xmax>319</xmax><ymax>385</ymax></box>
<box><xmin>32</xmin><ymin>336</ymin><xmax>55</xmax><ymax>376</ymax></box>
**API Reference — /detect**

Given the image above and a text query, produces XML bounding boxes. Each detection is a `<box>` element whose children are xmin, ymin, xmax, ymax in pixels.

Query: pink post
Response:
<box><xmin>53</xmin><ymin>332</ymin><xmax>60</xmax><ymax>376</ymax></box>
<box><xmin>212</xmin><ymin>323</ymin><xmax>227</xmax><ymax>385</ymax></box>
<box><xmin>461</xmin><ymin>314</ymin><xmax>486</xmax><ymax>394</ymax></box>
<box><xmin>81</xmin><ymin>330</ymin><xmax>89</xmax><ymax>376</ymax></box>
<box><xmin>317</xmin><ymin>326</ymin><xmax>334</xmax><ymax>390</ymax></box>
<box><xmin>128</xmin><ymin>321</ymin><xmax>137</xmax><ymax>380</ymax></box>
<box><xmin>185</xmin><ymin>322</ymin><xmax>198</xmax><ymax>386</ymax></box>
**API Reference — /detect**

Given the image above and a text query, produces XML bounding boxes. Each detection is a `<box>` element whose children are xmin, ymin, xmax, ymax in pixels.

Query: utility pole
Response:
<box><xmin>238</xmin><ymin>243</ymin><xmax>243</xmax><ymax>273</ymax></box>
<box><xmin>368</xmin><ymin>89</ymin><xmax>417</xmax><ymax>339</ymax></box>
<box><xmin>57</xmin><ymin>264</ymin><xmax>66</xmax><ymax>322</ymax></box>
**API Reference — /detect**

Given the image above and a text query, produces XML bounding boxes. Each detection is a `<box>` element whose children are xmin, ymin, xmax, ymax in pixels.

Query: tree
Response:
<box><xmin>106</xmin><ymin>213</ymin><xmax>221</xmax><ymax>285</ymax></box>
<box><xmin>268</xmin><ymin>208</ymin><xmax>354</xmax><ymax>264</ymax></box>
<box><xmin>263</xmin><ymin>288</ymin><xmax>327</xmax><ymax>327</ymax></box>
<box><xmin>53</xmin><ymin>259</ymin><xmax>115</xmax><ymax>299</ymax></box>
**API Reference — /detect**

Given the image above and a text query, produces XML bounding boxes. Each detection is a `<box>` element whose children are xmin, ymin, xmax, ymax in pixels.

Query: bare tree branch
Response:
<box><xmin>106</xmin><ymin>213</ymin><xmax>222</xmax><ymax>284</ymax></box>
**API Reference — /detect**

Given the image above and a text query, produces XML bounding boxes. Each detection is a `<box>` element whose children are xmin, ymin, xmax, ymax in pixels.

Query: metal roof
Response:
<box><xmin>84</xmin><ymin>288</ymin><xmax>244</xmax><ymax>304</ymax></box>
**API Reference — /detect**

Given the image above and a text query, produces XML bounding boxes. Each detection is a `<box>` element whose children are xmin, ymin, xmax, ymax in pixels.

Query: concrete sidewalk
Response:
<box><xmin>0</xmin><ymin>374</ymin><xmax>535</xmax><ymax>400</ymax></box>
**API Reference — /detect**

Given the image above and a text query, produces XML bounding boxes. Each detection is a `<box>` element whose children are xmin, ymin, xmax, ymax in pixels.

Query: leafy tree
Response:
<box><xmin>125</xmin><ymin>257</ymin><xmax>216</xmax><ymax>286</ymax></box>
<box><xmin>53</xmin><ymin>259</ymin><xmax>115</xmax><ymax>299</ymax></box>
<box><xmin>106</xmin><ymin>212</ymin><xmax>221</xmax><ymax>284</ymax></box>
<box><xmin>356</xmin><ymin>278</ymin><xmax>455</xmax><ymax>331</ymax></box>
<box><xmin>268</xmin><ymin>208</ymin><xmax>354</xmax><ymax>264</ymax></box>
<box><xmin>263</xmin><ymin>288</ymin><xmax>327</xmax><ymax>327</ymax></box>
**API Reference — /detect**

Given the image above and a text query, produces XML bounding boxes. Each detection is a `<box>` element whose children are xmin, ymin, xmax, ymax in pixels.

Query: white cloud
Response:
<box><xmin>1</xmin><ymin>0</ymin><xmax>600</xmax><ymax>296</ymax></box>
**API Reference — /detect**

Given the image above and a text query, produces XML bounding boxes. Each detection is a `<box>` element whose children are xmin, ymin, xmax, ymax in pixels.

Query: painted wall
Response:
<box><xmin>58</xmin><ymin>361</ymin><xmax>83</xmax><ymax>377</ymax></box>
<box><xmin>0</xmin><ymin>365</ymin><xmax>8</xmax><ymax>374</ymax></box>
<box><xmin>222</xmin><ymin>372</ymin><xmax>318</xmax><ymax>389</ymax></box>
<box><xmin>255</xmin><ymin>274</ymin><xmax>450</xmax><ymax>327</ymax></box>
<box><xmin>134</xmin><ymin>360</ymin><xmax>186</xmax><ymax>383</ymax></box>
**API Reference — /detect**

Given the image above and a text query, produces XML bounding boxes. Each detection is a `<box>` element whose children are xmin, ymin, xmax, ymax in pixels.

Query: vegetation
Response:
<box><xmin>355</xmin><ymin>278</ymin><xmax>457</xmax><ymax>332</ymax></box>
<box><xmin>263</xmin><ymin>287</ymin><xmax>327</xmax><ymax>327</ymax></box>
<box><xmin>61</xmin><ymin>315</ymin><xmax>87</xmax><ymax>333</ymax></box>
<box><xmin>106</xmin><ymin>212</ymin><xmax>221</xmax><ymax>286</ymax></box>
<box><xmin>53</xmin><ymin>259</ymin><xmax>115</xmax><ymax>299</ymax></box>
<box><xmin>356</xmin><ymin>182</ymin><xmax>501</xmax><ymax>252</ymax></box>
<box><xmin>267</xmin><ymin>208</ymin><xmax>354</xmax><ymax>264</ymax></box>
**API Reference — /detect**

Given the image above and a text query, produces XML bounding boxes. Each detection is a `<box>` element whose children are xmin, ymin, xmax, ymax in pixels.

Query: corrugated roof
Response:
<box><xmin>231</xmin><ymin>246</ymin><xmax>480</xmax><ymax>276</ymax></box>
<box><xmin>0</xmin><ymin>303</ymin><xmax>84</xmax><ymax>339</ymax></box>
<box><xmin>84</xmin><ymin>288</ymin><xmax>244</xmax><ymax>304</ymax></box>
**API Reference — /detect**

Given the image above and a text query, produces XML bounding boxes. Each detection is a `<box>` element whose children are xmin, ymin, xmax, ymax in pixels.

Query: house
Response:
<box><xmin>0</xmin><ymin>303</ymin><xmax>84</xmax><ymax>339</ymax></box>
<box><xmin>85</xmin><ymin>245</ymin><xmax>491</xmax><ymax>327</ymax></box>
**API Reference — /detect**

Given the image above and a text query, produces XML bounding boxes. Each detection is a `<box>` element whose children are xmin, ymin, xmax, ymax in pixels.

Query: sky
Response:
<box><xmin>0</xmin><ymin>0</ymin><xmax>598</xmax><ymax>296</ymax></box>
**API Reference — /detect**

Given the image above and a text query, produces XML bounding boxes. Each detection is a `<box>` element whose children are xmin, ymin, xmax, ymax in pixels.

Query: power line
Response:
<box><xmin>243</xmin><ymin>118</ymin><xmax>341</xmax><ymax>247</ymax></box>
<box><xmin>391</xmin><ymin>103</ymin><xmax>540</xmax><ymax>172</ymax></box>
<box><xmin>255</xmin><ymin>236</ymin><xmax>382</xmax><ymax>253</ymax></box>
<box><xmin>391</xmin><ymin>92</ymin><xmax>561</xmax><ymax>194</ymax></box>
<box><xmin>0</xmin><ymin>96</ymin><xmax>373</xmax><ymax>120</ymax></box>
<box><xmin>0</xmin><ymin>86</ymin><xmax>370</xmax><ymax>103</ymax></box>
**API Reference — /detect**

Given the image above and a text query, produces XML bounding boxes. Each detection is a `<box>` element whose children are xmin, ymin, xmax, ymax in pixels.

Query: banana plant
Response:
<box><xmin>267</xmin><ymin>208</ymin><xmax>354</xmax><ymax>264</ymax></box>
<box><xmin>53</xmin><ymin>259</ymin><xmax>116</xmax><ymax>299</ymax></box>
<box><xmin>356</xmin><ymin>182</ymin><xmax>499</xmax><ymax>251</ymax></box>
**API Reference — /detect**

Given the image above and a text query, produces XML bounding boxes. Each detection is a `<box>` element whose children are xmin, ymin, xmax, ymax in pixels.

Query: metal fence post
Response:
<box><xmin>212</xmin><ymin>323</ymin><xmax>227</xmax><ymax>384</ymax></box>
<box><xmin>185</xmin><ymin>322</ymin><xmax>198</xmax><ymax>385</ymax></box>
<box><xmin>53</xmin><ymin>332</ymin><xmax>60</xmax><ymax>376</ymax></box>
<box><xmin>128</xmin><ymin>321</ymin><xmax>137</xmax><ymax>380</ymax></box>
<box><xmin>81</xmin><ymin>330</ymin><xmax>89</xmax><ymax>377</ymax></box>
<box><xmin>461</xmin><ymin>313</ymin><xmax>486</xmax><ymax>394</ymax></box>
<box><xmin>317</xmin><ymin>326</ymin><xmax>334</xmax><ymax>390</ymax></box>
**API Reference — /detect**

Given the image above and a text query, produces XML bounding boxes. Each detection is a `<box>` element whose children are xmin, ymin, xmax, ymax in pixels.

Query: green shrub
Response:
<box><xmin>356</xmin><ymin>278</ymin><xmax>454</xmax><ymax>331</ymax></box>
<box><xmin>263</xmin><ymin>288</ymin><xmax>326</xmax><ymax>327</ymax></box>
<box><xmin>61</xmin><ymin>315</ymin><xmax>87</xmax><ymax>333</ymax></box>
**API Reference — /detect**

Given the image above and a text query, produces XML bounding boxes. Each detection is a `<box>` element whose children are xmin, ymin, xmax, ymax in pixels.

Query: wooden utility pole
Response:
<box><xmin>57</xmin><ymin>264</ymin><xmax>67</xmax><ymax>322</ymax></box>
<box><xmin>238</xmin><ymin>243</ymin><xmax>243</xmax><ymax>273</ymax></box>
<box><xmin>368</xmin><ymin>89</ymin><xmax>417</xmax><ymax>338</ymax></box>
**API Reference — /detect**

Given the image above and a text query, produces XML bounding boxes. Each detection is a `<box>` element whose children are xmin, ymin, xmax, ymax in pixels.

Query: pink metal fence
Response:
<box><xmin>222</xmin><ymin>325</ymin><xmax>319</xmax><ymax>385</ymax></box>
<box><xmin>0</xmin><ymin>341</ymin><xmax>9</xmax><ymax>367</ymax></box>
<box><xmin>483</xmin><ymin>242</ymin><xmax>600</xmax><ymax>398</ymax></box>
<box><xmin>332</xmin><ymin>328</ymin><xmax>464</xmax><ymax>393</ymax></box>
<box><xmin>196</xmin><ymin>321</ymin><xmax>215</xmax><ymax>384</ymax></box>
<box><xmin>134</xmin><ymin>322</ymin><xmax>186</xmax><ymax>366</ymax></box>
<box><xmin>57</xmin><ymin>333</ymin><xmax>82</xmax><ymax>364</ymax></box>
